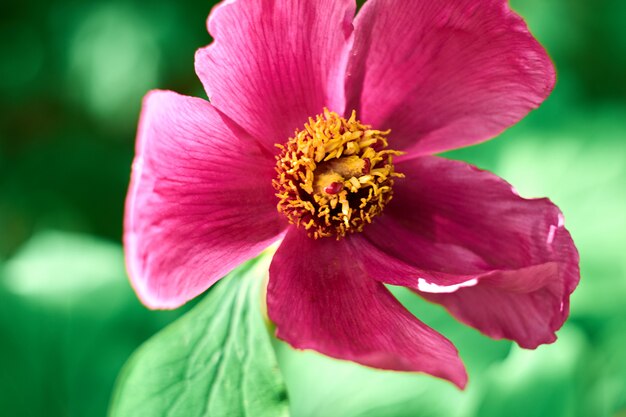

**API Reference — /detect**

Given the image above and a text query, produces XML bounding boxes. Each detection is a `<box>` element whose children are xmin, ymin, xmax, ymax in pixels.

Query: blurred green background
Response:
<box><xmin>1</xmin><ymin>0</ymin><xmax>625</xmax><ymax>416</ymax></box>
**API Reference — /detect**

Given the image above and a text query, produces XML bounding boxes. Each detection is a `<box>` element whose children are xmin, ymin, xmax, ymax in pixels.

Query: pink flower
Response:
<box><xmin>124</xmin><ymin>0</ymin><xmax>580</xmax><ymax>388</ymax></box>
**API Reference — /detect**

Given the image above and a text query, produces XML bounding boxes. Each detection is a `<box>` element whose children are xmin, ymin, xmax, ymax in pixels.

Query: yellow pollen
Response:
<box><xmin>272</xmin><ymin>109</ymin><xmax>404</xmax><ymax>239</ymax></box>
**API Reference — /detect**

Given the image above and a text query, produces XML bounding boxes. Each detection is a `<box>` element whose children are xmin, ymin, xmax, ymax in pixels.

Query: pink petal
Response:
<box><xmin>345</xmin><ymin>0</ymin><xmax>555</xmax><ymax>156</ymax></box>
<box><xmin>359</xmin><ymin>156</ymin><xmax>579</xmax><ymax>348</ymax></box>
<box><xmin>125</xmin><ymin>90</ymin><xmax>285</xmax><ymax>309</ymax></box>
<box><xmin>195</xmin><ymin>0</ymin><xmax>355</xmax><ymax>151</ymax></box>
<box><xmin>267</xmin><ymin>229</ymin><xmax>468</xmax><ymax>388</ymax></box>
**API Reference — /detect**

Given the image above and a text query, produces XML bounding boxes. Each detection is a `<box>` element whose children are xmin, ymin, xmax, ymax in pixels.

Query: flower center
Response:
<box><xmin>273</xmin><ymin>109</ymin><xmax>403</xmax><ymax>239</ymax></box>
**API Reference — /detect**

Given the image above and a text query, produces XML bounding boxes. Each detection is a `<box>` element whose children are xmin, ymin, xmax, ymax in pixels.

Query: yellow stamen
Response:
<box><xmin>272</xmin><ymin>109</ymin><xmax>403</xmax><ymax>239</ymax></box>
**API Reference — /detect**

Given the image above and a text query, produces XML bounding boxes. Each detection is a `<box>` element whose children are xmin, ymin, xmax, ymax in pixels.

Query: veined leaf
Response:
<box><xmin>109</xmin><ymin>257</ymin><xmax>289</xmax><ymax>417</ymax></box>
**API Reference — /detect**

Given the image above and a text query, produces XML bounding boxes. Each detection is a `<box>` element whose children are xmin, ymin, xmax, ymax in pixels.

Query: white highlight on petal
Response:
<box><xmin>547</xmin><ymin>225</ymin><xmax>557</xmax><ymax>244</ymax></box>
<box><xmin>547</xmin><ymin>214</ymin><xmax>565</xmax><ymax>245</ymax></box>
<box><xmin>417</xmin><ymin>277</ymin><xmax>479</xmax><ymax>294</ymax></box>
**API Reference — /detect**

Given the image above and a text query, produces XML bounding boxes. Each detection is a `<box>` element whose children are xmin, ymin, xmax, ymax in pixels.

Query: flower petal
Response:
<box><xmin>345</xmin><ymin>0</ymin><xmax>555</xmax><ymax>155</ymax></box>
<box><xmin>195</xmin><ymin>0</ymin><xmax>355</xmax><ymax>151</ymax></box>
<box><xmin>360</xmin><ymin>156</ymin><xmax>579</xmax><ymax>348</ymax></box>
<box><xmin>125</xmin><ymin>90</ymin><xmax>285</xmax><ymax>309</ymax></box>
<box><xmin>267</xmin><ymin>229</ymin><xmax>468</xmax><ymax>388</ymax></box>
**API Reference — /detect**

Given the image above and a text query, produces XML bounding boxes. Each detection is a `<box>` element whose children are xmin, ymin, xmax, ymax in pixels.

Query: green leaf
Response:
<box><xmin>109</xmin><ymin>257</ymin><xmax>289</xmax><ymax>417</ymax></box>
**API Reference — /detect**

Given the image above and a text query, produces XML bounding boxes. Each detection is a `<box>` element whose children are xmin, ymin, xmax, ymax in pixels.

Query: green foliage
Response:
<box><xmin>109</xmin><ymin>258</ymin><xmax>289</xmax><ymax>417</ymax></box>
<box><xmin>1</xmin><ymin>0</ymin><xmax>626</xmax><ymax>415</ymax></box>
<box><xmin>471</xmin><ymin>327</ymin><xmax>587</xmax><ymax>417</ymax></box>
<box><xmin>0</xmin><ymin>231</ymin><xmax>191</xmax><ymax>417</ymax></box>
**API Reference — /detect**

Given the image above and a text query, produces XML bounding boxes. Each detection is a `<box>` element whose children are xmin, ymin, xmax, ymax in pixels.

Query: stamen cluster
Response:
<box><xmin>273</xmin><ymin>109</ymin><xmax>403</xmax><ymax>239</ymax></box>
